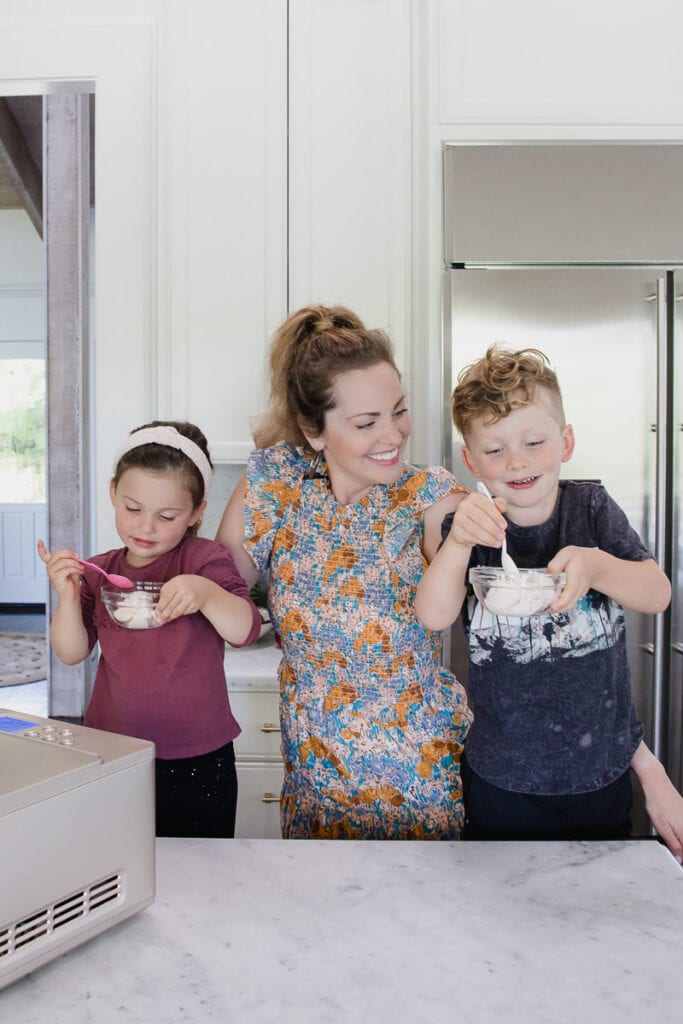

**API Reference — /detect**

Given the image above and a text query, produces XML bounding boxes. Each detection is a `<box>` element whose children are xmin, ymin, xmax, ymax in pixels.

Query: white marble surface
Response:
<box><xmin>2</xmin><ymin>838</ymin><xmax>681</xmax><ymax>1023</ymax></box>
<box><xmin>224</xmin><ymin>630</ymin><xmax>281</xmax><ymax>690</ymax></box>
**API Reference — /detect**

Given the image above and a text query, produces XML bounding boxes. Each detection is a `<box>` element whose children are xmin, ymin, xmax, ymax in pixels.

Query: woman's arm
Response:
<box><xmin>214</xmin><ymin>472</ymin><xmax>261</xmax><ymax>588</ymax></box>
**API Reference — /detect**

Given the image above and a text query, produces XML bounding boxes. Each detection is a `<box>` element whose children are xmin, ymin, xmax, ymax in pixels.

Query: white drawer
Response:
<box><xmin>230</xmin><ymin>690</ymin><xmax>282</xmax><ymax>760</ymax></box>
<box><xmin>235</xmin><ymin>762</ymin><xmax>284</xmax><ymax>839</ymax></box>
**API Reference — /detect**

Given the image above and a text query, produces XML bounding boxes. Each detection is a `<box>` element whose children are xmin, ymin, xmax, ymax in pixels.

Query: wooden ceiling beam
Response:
<box><xmin>0</xmin><ymin>97</ymin><xmax>42</xmax><ymax>238</ymax></box>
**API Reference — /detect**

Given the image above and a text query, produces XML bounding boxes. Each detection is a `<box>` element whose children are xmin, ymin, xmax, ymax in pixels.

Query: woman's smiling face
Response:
<box><xmin>306</xmin><ymin>360</ymin><xmax>411</xmax><ymax>505</ymax></box>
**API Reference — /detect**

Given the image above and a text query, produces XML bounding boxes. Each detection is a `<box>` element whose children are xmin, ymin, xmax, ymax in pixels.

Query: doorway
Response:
<box><xmin>0</xmin><ymin>86</ymin><xmax>94</xmax><ymax>717</ymax></box>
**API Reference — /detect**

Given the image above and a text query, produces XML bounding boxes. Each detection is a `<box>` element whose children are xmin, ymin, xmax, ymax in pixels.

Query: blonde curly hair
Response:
<box><xmin>451</xmin><ymin>345</ymin><xmax>565</xmax><ymax>440</ymax></box>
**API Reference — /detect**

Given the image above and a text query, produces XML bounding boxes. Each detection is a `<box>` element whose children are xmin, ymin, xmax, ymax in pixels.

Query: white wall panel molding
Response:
<box><xmin>162</xmin><ymin>0</ymin><xmax>287</xmax><ymax>463</ymax></box>
<box><xmin>289</xmin><ymin>0</ymin><xmax>413</xmax><ymax>378</ymax></box>
<box><xmin>437</xmin><ymin>0</ymin><xmax>683</xmax><ymax>127</ymax></box>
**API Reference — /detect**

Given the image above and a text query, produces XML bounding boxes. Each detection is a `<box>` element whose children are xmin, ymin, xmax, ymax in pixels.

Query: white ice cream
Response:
<box><xmin>112</xmin><ymin>591</ymin><xmax>162</xmax><ymax>629</ymax></box>
<box><xmin>482</xmin><ymin>571</ymin><xmax>555</xmax><ymax>618</ymax></box>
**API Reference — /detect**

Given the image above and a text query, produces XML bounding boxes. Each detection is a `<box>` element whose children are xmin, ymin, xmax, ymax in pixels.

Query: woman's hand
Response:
<box><xmin>37</xmin><ymin>539</ymin><xmax>84</xmax><ymax>603</ymax></box>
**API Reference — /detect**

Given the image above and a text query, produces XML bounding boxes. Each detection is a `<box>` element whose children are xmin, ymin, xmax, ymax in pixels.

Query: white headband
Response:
<box><xmin>113</xmin><ymin>426</ymin><xmax>212</xmax><ymax>497</ymax></box>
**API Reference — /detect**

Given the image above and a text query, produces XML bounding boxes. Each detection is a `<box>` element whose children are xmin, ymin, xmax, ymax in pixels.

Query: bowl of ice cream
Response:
<box><xmin>101</xmin><ymin>581</ymin><xmax>164</xmax><ymax>629</ymax></box>
<box><xmin>469</xmin><ymin>566</ymin><xmax>566</xmax><ymax>618</ymax></box>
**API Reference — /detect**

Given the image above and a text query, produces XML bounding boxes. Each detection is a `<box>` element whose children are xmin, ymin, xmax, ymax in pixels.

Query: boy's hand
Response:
<box><xmin>446</xmin><ymin>492</ymin><xmax>507</xmax><ymax>551</ymax></box>
<box><xmin>547</xmin><ymin>545</ymin><xmax>600</xmax><ymax>612</ymax></box>
<box><xmin>157</xmin><ymin>574</ymin><xmax>210</xmax><ymax>622</ymax></box>
<box><xmin>37</xmin><ymin>539</ymin><xmax>84</xmax><ymax>603</ymax></box>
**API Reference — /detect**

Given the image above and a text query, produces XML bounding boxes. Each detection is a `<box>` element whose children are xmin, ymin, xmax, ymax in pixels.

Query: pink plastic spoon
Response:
<box><xmin>75</xmin><ymin>558</ymin><xmax>134</xmax><ymax>589</ymax></box>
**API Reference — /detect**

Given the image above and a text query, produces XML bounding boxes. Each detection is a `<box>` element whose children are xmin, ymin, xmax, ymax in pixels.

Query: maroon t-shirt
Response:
<box><xmin>81</xmin><ymin>535</ymin><xmax>261</xmax><ymax>759</ymax></box>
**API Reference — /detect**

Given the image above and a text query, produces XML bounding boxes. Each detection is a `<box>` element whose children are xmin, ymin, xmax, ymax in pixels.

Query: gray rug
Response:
<box><xmin>0</xmin><ymin>632</ymin><xmax>47</xmax><ymax>686</ymax></box>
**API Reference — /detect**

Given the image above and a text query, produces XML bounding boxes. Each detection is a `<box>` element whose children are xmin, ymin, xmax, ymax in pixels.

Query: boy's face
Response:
<box><xmin>461</xmin><ymin>389</ymin><xmax>575</xmax><ymax>526</ymax></box>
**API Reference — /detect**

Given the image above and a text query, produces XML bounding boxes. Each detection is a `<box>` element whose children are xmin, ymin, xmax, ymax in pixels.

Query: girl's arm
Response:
<box><xmin>416</xmin><ymin>491</ymin><xmax>508</xmax><ymax>631</ymax></box>
<box><xmin>630</xmin><ymin>740</ymin><xmax>683</xmax><ymax>863</ymax></box>
<box><xmin>37</xmin><ymin>540</ymin><xmax>90</xmax><ymax>664</ymax></box>
<box><xmin>547</xmin><ymin>549</ymin><xmax>671</xmax><ymax>614</ymax></box>
<box><xmin>215</xmin><ymin>472</ymin><xmax>260</xmax><ymax>588</ymax></box>
<box><xmin>156</xmin><ymin>575</ymin><xmax>259</xmax><ymax>645</ymax></box>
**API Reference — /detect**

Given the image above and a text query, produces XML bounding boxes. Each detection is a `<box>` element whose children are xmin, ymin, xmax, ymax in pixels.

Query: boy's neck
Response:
<box><xmin>504</xmin><ymin>482</ymin><xmax>560</xmax><ymax>528</ymax></box>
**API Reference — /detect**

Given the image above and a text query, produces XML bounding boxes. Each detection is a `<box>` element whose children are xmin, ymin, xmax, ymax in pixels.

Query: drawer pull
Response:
<box><xmin>261</xmin><ymin>792</ymin><xmax>281</xmax><ymax>803</ymax></box>
<box><xmin>260</xmin><ymin>722</ymin><xmax>281</xmax><ymax>733</ymax></box>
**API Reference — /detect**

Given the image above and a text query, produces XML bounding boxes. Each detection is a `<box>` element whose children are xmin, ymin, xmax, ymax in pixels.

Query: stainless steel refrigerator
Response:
<box><xmin>442</xmin><ymin>143</ymin><xmax>683</xmax><ymax>804</ymax></box>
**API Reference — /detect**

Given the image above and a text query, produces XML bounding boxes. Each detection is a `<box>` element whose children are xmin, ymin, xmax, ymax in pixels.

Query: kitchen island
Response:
<box><xmin>2</xmin><ymin>838</ymin><xmax>681</xmax><ymax>1022</ymax></box>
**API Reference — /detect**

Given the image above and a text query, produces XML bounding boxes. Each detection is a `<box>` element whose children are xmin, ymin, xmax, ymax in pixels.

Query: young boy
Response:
<box><xmin>415</xmin><ymin>345</ymin><xmax>683</xmax><ymax>859</ymax></box>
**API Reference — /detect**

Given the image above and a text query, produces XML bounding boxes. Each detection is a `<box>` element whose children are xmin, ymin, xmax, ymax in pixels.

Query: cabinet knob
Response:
<box><xmin>260</xmin><ymin>722</ymin><xmax>281</xmax><ymax>733</ymax></box>
<box><xmin>261</xmin><ymin>792</ymin><xmax>281</xmax><ymax>803</ymax></box>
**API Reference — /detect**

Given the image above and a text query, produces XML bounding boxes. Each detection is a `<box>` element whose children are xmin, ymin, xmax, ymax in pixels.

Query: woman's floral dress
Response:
<box><xmin>244</xmin><ymin>445</ymin><xmax>472</xmax><ymax>839</ymax></box>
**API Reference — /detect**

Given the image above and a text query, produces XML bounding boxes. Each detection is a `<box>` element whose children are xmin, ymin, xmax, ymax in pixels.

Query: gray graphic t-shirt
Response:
<box><xmin>441</xmin><ymin>481</ymin><xmax>651</xmax><ymax>795</ymax></box>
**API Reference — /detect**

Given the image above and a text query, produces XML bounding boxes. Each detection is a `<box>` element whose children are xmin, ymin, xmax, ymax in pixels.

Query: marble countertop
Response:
<box><xmin>224</xmin><ymin>631</ymin><xmax>281</xmax><ymax>690</ymax></box>
<box><xmin>2</xmin><ymin>838</ymin><xmax>681</xmax><ymax>1023</ymax></box>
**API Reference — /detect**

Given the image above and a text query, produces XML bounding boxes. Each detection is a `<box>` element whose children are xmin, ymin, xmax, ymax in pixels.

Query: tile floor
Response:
<box><xmin>0</xmin><ymin>605</ymin><xmax>48</xmax><ymax>716</ymax></box>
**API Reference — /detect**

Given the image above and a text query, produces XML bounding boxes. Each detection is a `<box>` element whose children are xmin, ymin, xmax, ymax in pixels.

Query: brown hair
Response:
<box><xmin>253</xmin><ymin>304</ymin><xmax>398</xmax><ymax>454</ymax></box>
<box><xmin>451</xmin><ymin>345</ymin><xmax>565</xmax><ymax>441</ymax></box>
<box><xmin>112</xmin><ymin>420</ymin><xmax>212</xmax><ymax>536</ymax></box>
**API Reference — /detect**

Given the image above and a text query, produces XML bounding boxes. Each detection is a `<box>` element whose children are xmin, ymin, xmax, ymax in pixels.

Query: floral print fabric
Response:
<box><xmin>244</xmin><ymin>445</ymin><xmax>472</xmax><ymax>839</ymax></box>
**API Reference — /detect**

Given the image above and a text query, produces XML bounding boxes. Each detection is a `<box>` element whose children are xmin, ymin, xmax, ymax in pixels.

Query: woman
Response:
<box><xmin>217</xmin><ymin>305</ymin><xmax>471</xmax><ymax>839</ymax></box>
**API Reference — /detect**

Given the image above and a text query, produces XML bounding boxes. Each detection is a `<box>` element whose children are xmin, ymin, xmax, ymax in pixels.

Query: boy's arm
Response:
<box><xmin>630</xmin><ymin>740</ymin><xmax>683</xmax><ymax>863</ymax></box>
<box><xmin>547</xmin><ymin>548</ymin><xmax>671</xmax><ymax>614</ymax></box>
<box><xmin>156</xmin><ymin>575</ymin><xmax>260</xmax><ymax>645</ymax></box>
<box><xmin>415</xmin><ymin>492</ymin><xmax>507</xmax><ymax>630</ymax></box>
<box><xmin>37</xmin><ymin>540</ymin><xmax>90</xmax><ymax>665</ymax></box>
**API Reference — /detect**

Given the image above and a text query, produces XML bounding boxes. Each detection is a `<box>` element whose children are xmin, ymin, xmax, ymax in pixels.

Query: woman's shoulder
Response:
<box><xmin>387</xmin><ymin>463</ymin><xmax>467</xmax><ymax>514</ymax></box>
<box><xmin>247</xmin><ymin>444</ymin><xmax>309</xmax><ymax>486</ymax></box>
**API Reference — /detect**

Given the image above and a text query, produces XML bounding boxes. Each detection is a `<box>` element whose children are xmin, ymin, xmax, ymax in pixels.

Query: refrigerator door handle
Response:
<box><xmin>651</xmin><ymin>276</ymin><xmax>669</xmax><ymax>761</ymax></box>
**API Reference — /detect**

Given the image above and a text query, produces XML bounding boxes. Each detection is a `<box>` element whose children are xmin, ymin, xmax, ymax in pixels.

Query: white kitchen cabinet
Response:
<box><xmin>288</xmin><ymin>0</ymin><xmax>413</xmax><ymax>378</ymax></box>
<box><xmin>161</xmin><ymin>0</ymin><xmax>288</xmax><ymax>464</ymax></box>
<box><xmin>435</xmin><ymin>0</ymin><xmax>683</xmax><ymax>127</ymax></box>
<box><xmin>225</xmin><ymin>635</ymin><xmax>284</xmax><ymax>839</ymax></box>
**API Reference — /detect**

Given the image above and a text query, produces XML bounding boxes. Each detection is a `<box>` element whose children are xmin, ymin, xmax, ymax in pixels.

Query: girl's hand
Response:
<box><xmin>37</xmin><ymin>539</ymin><xmax>84</xmax><ymax>602</ymax></box>
<box><xmin>446</xmin><ymin>492</ymin><xmax>507</xmax><ymax>551</ymax></box>
<box><xmin>157</xmin><ymin>574</ymin><xmax>210</xmax><ymax>622</ymax></box>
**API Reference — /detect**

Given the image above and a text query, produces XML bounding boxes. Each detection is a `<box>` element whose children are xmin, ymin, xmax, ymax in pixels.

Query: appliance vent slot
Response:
<box><xmin>0</xmin><ymin>873</ymin><xmax>122</xmax><ymax>959</ymax></box>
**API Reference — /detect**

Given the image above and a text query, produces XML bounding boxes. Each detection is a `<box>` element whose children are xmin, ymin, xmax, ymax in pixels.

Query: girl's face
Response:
<box><xmin>110</xmin><ymin>467</ymin><xmax>205</xmax><ymax>567</ymax></box>
<box><xmin>305</xmin><ymin>361</ymin><xmax>411</xmax><ymax>505</ymax></box>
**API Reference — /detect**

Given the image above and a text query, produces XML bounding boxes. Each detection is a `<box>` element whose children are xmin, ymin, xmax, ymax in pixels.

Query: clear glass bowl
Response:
<box><xmin>101</xmin><ymin>581</ymin><xmax>163</xmax><ymax>630</ymax></box>
<box><xmin>469</xmin><ymin>566</ymin><xmax>566</xmax><ymax>618</ymax></box>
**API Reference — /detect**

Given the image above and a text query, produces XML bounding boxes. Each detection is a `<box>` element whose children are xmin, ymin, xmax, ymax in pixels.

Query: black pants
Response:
<box><xmin>461</xmin><ymin>751</ymin><xmax>633</xmax><ymax>841</ymax></box>
<box><xmin>155</xmin><ymin>740</ymin><xmax>237</xmax><ymax>838</ymax></box>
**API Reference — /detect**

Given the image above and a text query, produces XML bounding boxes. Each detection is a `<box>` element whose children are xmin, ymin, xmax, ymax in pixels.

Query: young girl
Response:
<box><xmin>38</xmin><ymin>420</ymin><xmax>262</xmax><ymax>838</ymax></box>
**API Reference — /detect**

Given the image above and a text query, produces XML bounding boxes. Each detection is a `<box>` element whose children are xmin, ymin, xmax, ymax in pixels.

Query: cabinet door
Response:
<box><xmin>231</xmin><ymin>690</ymin><xmax>282</xmax><ymax>761</ymax></box>
<box><xmin>163</xmin><ymin>0</ymin><xmax>287</xmax><ymax>462</ymax></box>
<box><xmin>235</xmin><ymin>763</ymin><xmax>285</xmax><ymax>839</ymax></box>
<box><xmin>288</xmin><ymin>0</ymin><xmax>412</xmax><ymax>375</ymax></box>
<box><xmin>437</xmin><ymin>0</ymin><xmax>683</xmax><ymax>125</ymax></box>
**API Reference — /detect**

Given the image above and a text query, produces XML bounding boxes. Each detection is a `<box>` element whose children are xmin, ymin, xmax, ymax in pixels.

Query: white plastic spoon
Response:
<box><xmin>476</xmin><ymin>482</ymin><xmax>519</xmax><ymax>574</ymax></box>
<box><xmin>75</xmin><ymin>557</ymin><xmax>134</xmax><ymax>589</ymax></box>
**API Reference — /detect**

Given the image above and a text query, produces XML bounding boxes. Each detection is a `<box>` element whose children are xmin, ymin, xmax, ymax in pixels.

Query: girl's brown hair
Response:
<box><xmin>253</xmin><ymin>305</ymin><xmax>398</xmax><ymax>454</ymax></box>
<box><xmin>451</xmin><ymin>345</ymin><xmax>565</xmax><ymax>440</ymax></box>
<box><xmin>112</xmin><ymin>420</ymin><xmax>212</xmax><ymax>536</ymax></box>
